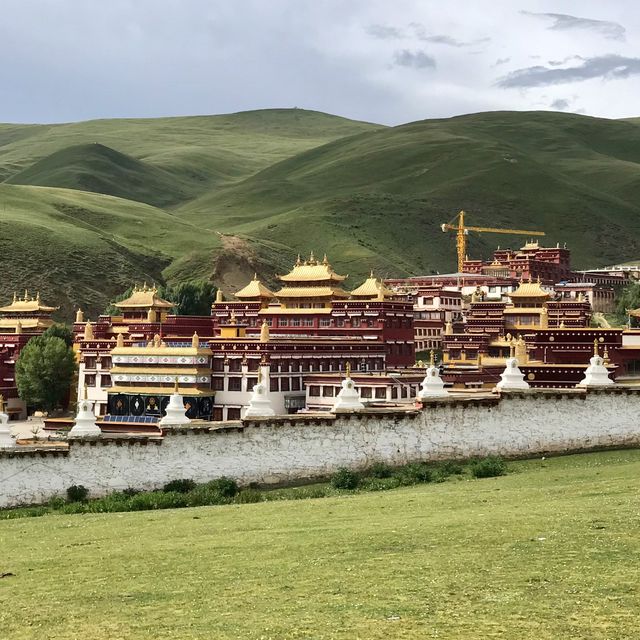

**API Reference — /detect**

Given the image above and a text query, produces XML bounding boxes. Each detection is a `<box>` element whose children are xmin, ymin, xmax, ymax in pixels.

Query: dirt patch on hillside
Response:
<box><xmin>212</xmin><ymin>233</ymin><xmax>262</xmax><ymax>295</ymax></box>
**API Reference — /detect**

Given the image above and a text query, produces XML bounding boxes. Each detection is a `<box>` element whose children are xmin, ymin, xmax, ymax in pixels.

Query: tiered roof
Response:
<box><xmin>509</xmin><ymin>278</ymin><xmax>550</xmax><ymax>300</ymax></box>
<box><xmin>0</xmin><ymin>291</ymin><xmax>58</xmax><ymax>314</ymax></box>
<box><xmin>350</xmin><ymin>272</ymin><xmax>394</xmax><ymax>300</ymax></box>
<box><xmin>235</xmin><ymin>275</ymin><xmax>275</xmax><ymax>300</ymax></box>
<box><xmin>114</xmin><ymin>284</ymin><xmax>175</xmax><ymax>309</ymax></box>
<box><xmin>274</xmin><ymin>253</ymin><xmax>350</xmax><ymax>299</ymax></box>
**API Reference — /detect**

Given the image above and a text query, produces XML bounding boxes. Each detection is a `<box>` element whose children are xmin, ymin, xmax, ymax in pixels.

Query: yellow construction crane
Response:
<box><xmin>441</xmin><ymin>210</ymin><xmax>546</xmax><ymax>273</ymax></box>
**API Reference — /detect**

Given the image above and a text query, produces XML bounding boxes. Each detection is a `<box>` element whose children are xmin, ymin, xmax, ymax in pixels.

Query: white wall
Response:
<box><xmin>1</xmin><ymin>389</ymin><xmax>639</xmax><ymax>507</ymax></box>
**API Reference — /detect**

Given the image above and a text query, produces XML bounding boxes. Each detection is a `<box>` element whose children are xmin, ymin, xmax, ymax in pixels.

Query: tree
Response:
<box><xmin>42</xmin><ymin>323</ymin><xmax>74</xmax><ymax>347</ymax></box>
<box><xmin>167</xmin><ymin>281</ymin><xmax>217</xmax><ymax>316</ymax></box>
<box><xmin>16</xmin><ymin>336</ymin><xmax>77</xmax><ymax>411</ymax></box>
<box><xmin>615</xmin><ymin>282</ymin><xmax>640</xmax><ymax>327</ymax></box>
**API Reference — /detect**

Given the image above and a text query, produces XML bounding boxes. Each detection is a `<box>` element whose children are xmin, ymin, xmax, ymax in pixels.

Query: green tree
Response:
<box><xmin>42</xmin><ymin>323</ymin><xmax>74</xmax><ymax>347</ymax></box>
<box><xmin>167</xmin><ymin>281</ymin><xmax>217</xmax><ymax>316</ymax></box>
<box><xmin>615</xmin><ymin>282</ymin><xmax>640</xmax><ymax>326</ymax></box>
<box><xmin>16</xmin><ymin>336</ymin><xmax>77</xmax><ymax>411</ymax></box>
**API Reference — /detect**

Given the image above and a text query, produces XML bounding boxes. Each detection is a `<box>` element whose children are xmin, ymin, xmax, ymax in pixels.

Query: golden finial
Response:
<box><xmin>322</xmin><ymin>253</ymin><xmax>328</xmax><ymax>265</ymax></box>
<box><xmin>0</xmin><ymin>394</ymin><xmax>5</xmax><ymax>413</ymax></box>
<box><xmin>345</xmin><ymin>361</ymin><xmax>351</xmax><ymax>378</ymax></box>
<box><xmin>309</xmin><ymin>250</ymin><xmax>315</xmax><ymax>263</ymax></box>
<box><xmin>12</xmin><ymin>292</ymin><xmax>16</xmax><ymax>303</ymax></box>
<box><xmin>257</xmin><ymin>368</ymin><xmax>262</xmax><ymax>384</ymax></box>
<box><xmin>174</xmin><ymin>377</ymin><xmax>179</xmax><ymax>393</ymax></box>
<box><xmin>603</xmin><ymin>346</ymin><xmax>610</xmax><ymax>365</ymax></box>
<box><xmin>370</xmin><ymin>269</ymin><xmax>374</xmax><ymax>278</ymax></box>
<box><xmin>215</xmin><ymin>288</ymin><xmax>223</xmax><ymax>303</ymax></box>
<box><xmin>536</xmin><ymin>276</ymin><xmax>541</xmax><ymax>285</ymax></box>
<box><xmin>23</xmin><ymin>289</ymin><xmax>28</xmax><ymax>301</ymax></box>
<box><xmin>593</xmin><ymin>338</ymin><xmax>599</xmax><ymax>356</ymax></box>
<box><xmin>83</xmin><ymin>384</ymin><xmax>88</xmax><ymax>401</ymax></box>
<box><xmin>260</xmin><ymin>320</ymin><xmax>270</xmax><ymax>343</ymax></box>
<box><xmin>253</xmin><ymin>272</ymin><xmax>258</xmax><ymax>280</ymax></box>
<box><xmin>429</xmin><ymin>349</ymin><xmax>435</xmax><ymax>367</ymax></box>
<box><xmin>509</xmin><ymin>340</ymin><xmax>515</xmax><ymax>358</ymax></box>
<box><xmin>295</xmin><ymin>254</ymin><xmax>301</xmax><ymax>266</ymax></box>
<box><xmin>191</xmin><ymin>332</ymin><xmax>199</xmax><ymax>348</ymax></box>
<box><xmin>230</xmin><ymin>311</ymin><xmax>237</xmax><ymax>324</ymax></box>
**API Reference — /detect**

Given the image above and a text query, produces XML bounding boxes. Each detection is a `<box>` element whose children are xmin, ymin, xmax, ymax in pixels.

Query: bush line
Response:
<box><xmin>0</xmin><ymin>456</ymin><xmax>507</xmax><ymax>520</ymax></box>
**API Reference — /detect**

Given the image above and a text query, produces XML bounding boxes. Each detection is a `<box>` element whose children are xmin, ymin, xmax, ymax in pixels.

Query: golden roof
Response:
<box><xmin>350</xmin><ymin>273</ymin><xmax>394</xmax><ymax>299</ymax></box>
<box><xmin>509</xmin><ymin>279</ymin><xmax>550</xmax><ymax>299</ymax></box>
<box><xmin>235</xmin><ymin>276</ymin><xmax>275</xmax><ymax>299</ymax></box>
<box><xmin>274</xmin><ymin>286</ymin><xmax>350</xmax><ymax>298</ymax></box>
<box><xmin>0</xmin><ymin>291</ymin><xmax>58</xmax><ymax>314</ymax></box>
<box><xmin>114</xmin><ymin>285</ymin><xmax>175</xmax><ymax>309</ymax></box>
<box><xmin>0</xmin><ymin>318</ymin><xmax>53</xmax><ymax>330</ymax></box>
<box><xmin>278</xmin><ymin>253</ymin><xmax>346</xmax><ymax>283</ymax></box>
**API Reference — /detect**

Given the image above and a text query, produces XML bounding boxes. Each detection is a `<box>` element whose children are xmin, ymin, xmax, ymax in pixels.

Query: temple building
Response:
<box><xmin>0</xmin><ymin>291</ymin><xmax>59</xmax><ymax>419</ymax></box>
<box><xmin>72</xmin><ymin>254</ymin><xmax>415</xmax><ymax>425</ymax></box>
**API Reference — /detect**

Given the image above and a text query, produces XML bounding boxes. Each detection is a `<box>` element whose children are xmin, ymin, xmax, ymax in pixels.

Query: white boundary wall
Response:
<box><xmin>1</xmin><ymin>388</ymin><xmax>639</xmax><ymax>507</ymax></box>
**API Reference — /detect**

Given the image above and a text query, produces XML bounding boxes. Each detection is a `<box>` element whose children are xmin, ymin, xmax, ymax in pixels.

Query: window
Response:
<box><xmin>309</xmin><ymin>385</ymin><xmax>320</xmax><ymax>397</ymax></box>
<box><xmin>270</xmin><ymin>378</ymin><xmax>279</xmax><ymax>392</ymax></box>
<box><xmin>227</xmin><ymin>407</ymin><xmax>241</xmax><ymax>420</ymax></box>
<box><xmin>303</xmin><ymin>319</ymin><xmax>314</xmax><ymax>327</ymax></box>
<box><xmin>228</xmin><ymin>377</ymin><xmax>241</xmax><ymax>391</ymax></box>
<box><xmin>375</xmin><ymin>387</ymin><xmax>386</xmax><ymax>399</ymax></box>
<box><xmin>351</xmin><ymin>318</ymin><xmax>360</xmax><ymax>327</ymax></box>
<box><xmin>320</xmin><ymin>319</ymin><xmax>331</xmax><ymax>327</ymax></box>
<box><xmin>101</xmin><ymin>357</ymin><xmax>112</xmax><ymax>368</ymax></box>
<box><xmin>391</xmin><ymin>387</ymin><xmax>398</xmax><ymax>399</ymax></box>
<box><xmin>228</xmin><ymin>359</ymin><xmax>242</xmax><ymax>372</ymax></box>
<box><xmin>291</xmin><ymin>377</ymin><xmax>301</xmax><ymax>391</ymax></box>
<box><xmin>84</xmin><ymin>357</ymin><xmax>96</xmax><ymax>369</ymax></box>
<box><xmin>213</xmin><ymin>377</ymin><xmax>224</xmax><ymax>391</ymax></box>
<box><xmin>100</xmin><ymin>375</ymin><xmax>111</xmax><ymax>388</ymax></box>
<box><xmin>291</xmin><ymin>318</ymin><xmax>300</xmax><ymax>327</ymax></box>
<box><xmin>85</xmin><ymin>374</ymin><xmax>96</xmax><ymax>387</ymax></box>
<box><xmin>213</xmin><ymin>358</ymin><xmax>224</xmax><ymax>371</ymax></box>
<box><xmin>337</xmin><ymin>319</ymin><xmax>345</xmax><ymax>327</ymax></box>
<box><xmin>212</xmin><ymin>407</ymin><xmax>223</xmax><ymax>421</ymax></box>
<box><xmin>360</xmin><ymin>387</ymin><xmax>372</xmax><ymax>398</ymax></box>
<box><xmin>247</xmin><ymin>359</ymin><xmax>259</xmax><ymax>371</ymax></box>
<box><xmin>280</xmin><ymin>377</ymin><xmax>290</xmax><ymax>391</ymax></box>
<box><xmin>246</xmin><ymin>377</ymin><xmax>257</xmax><ymax>389</ymax></box>
<box><xmin>322</xmin><ymin>386</ymin><xmax>334</xmax><ymax>397</ymax></box>
<box><xmin>279</xmin><ymin>318</ymin><xmax>289</xmax><ymax>327</ymax></box>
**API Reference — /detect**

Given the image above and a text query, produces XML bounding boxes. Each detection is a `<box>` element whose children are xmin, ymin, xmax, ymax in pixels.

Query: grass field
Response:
<box><xmin>1</xmin><ymin>449</ymin><xmax>639</xmax><ymax>639</ymax></box>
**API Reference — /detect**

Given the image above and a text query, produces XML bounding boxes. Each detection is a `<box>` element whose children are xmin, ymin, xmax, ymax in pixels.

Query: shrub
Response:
<box><xmin>127</xmin><ymin>491</ymin><xmax>188</xmax><ymax>511</ymax></box>
<box><xmin>122</xmin><ymin>487</ymin><xmax>140</xmax><ymax>497</ymax></box>
<box><xmin>47</xmin><ymin>496</ymin><xmax>66</xmax><ymax>509</ymax></box>
<box><xmin>234</xmin><ymin>489</ymin><xmax>264</xmax><ymax>504</ymax></box>
<box><xmin>66</xmin><ymin>485</ymin><xmax>89</xmax><ymax>503</ymax></box>
<box><xmin>436</xmin><ymin>460</ymin><xmax>465</xmax><ymax>477</ymax></box>
<box><xmin>470</xmin><ymin>456</ymin><xmax>507</xmax><ymax>479</ymax></box>
<box><xmin>60</xmin><ymin>501</ymin><xmax>88</xmax><ymax>514</ymax></box>
<box><xmin>205</xmin><ymin>477</ymin><xmax>239</xmax><ymax>498</ymax></box>
<box><xmin>368</xmin><ymin>462</ymin><xmax>393</xmax><ymax>478</ymax></box>
<box><xmin>163</xmin><ymin>479</ymin><xmax>197</xmax><ymax>494</ymax></box>
<box><xmin>396</xmin><ymin>463</ymin><xmax>433</xmax><ymax>486</ymax></box>
<box><xmin>361</xmin><ymin>477</ymin><xmax>402</xmax><ymax>492</ymax></box>
<box><xmin>185</xmin><ymin>487</ymin><xmax>231</xmax><ymax>507</ymax></box>
<box><xmin>330</xmin><ymin>468</ymin><xmax>359</xmax><ymax>490</ymax></box>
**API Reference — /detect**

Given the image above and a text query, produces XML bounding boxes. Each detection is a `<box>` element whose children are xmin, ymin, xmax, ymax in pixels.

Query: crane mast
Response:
<box><xmin>441</xmin><ymin>210</ymin><xmax>546</xmax><ymax>273</ymax></box>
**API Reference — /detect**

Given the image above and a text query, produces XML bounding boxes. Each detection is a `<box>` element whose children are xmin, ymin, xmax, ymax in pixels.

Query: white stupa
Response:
<box><xmin>68</xmin><ymin>386</ymin><xmax>102</xmax><ymax>438</ymax></box>
<box><xmin>159</xmin><ymin>378</ymin><xmax>191</xmax><ymax>426</ymax></box>
<box><xmin>0</xmin><ymin>394</ymin><xmax>14</xmax><ymax>448</ymax></box>
<box><xmin>243</xmin><ymin>370</ymin><xmax>275</xmax><ymax>417</ymax></box>
<box><xmin>577</xmin><ymin>340</ymin><xmax>614</xmax><ymax>388</ymax></box>
<box><xmin>495</xmin><ymin>343</ymin><xmax>530</xmax><ymax>392</ymax></box>
<box><xmin>417</xmin><ymin>351</ymin><xmax>448</xmax><ymax>399</ymax></box>
<box><xmin>332</xmin><ymin>363</ymin><xmax>365</xmax><ymax>412</ymax></box>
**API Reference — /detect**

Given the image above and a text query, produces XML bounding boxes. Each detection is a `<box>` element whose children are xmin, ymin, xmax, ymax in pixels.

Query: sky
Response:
<box><xmin>2</xmin><ymin>0</ymin><xmax>639</xmax><ymax>125</ymax></box>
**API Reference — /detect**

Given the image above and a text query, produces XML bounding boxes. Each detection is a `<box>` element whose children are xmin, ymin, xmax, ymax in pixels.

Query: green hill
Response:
<box><xmin>6</xmin><ymin>143</ymin><xmax>190</xmax><ymax>207</ymax></box>
<box><xmin>2</xmin><ymin>108</ymin><xmax>640</xmax><ymax>317</ymax></box>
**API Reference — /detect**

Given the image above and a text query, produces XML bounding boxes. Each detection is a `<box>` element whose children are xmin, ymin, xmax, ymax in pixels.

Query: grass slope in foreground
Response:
<box><xmin>1</xmin><ymin>449</ymin><xmax>639</xmax><ymax>640</ymax></box>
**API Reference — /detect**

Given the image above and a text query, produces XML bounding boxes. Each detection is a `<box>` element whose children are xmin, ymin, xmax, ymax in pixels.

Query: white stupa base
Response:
<box><xmin>495</xmin><ymin>357</ymin><xmax>530</xmax><ymax>391</ymax></box>
<box><xmin>0</xmin><ymin>412</ymin><xmax>14</xmax><ymax>448</ymax></box>
<box><xmin>417</xmin><ymin>366</ymin><xmax>449</xmax><ymax>399</ymax></box>
<box><xmin>68</xmin><ymin>399</ymin><xmax>102</xmax><ymax>438</ymax></box>
<box><xmin>159</xmin><ymin>393</ymin><xmax>191</xmax><ymax>426</ymax></box>
<box><xmin>244</xmin><ymin>382</ymin><xmax>276</xmax><ymax>417</ymax></box>
<box><xmin>332</xmin><ymin>377</ymin><xmax>365</xmax><ymax>412</ymax></box>
<box><xmin>577</xmin><ymin>355</ymin><xmax>614</xmax><ymax>387</ymax></box>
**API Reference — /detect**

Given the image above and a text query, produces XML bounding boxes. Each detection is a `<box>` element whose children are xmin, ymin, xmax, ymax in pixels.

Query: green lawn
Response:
<box><xmin>1</xmin><ymin>450</ymin><xmax>639</xmax><ymax>639</ymax></box>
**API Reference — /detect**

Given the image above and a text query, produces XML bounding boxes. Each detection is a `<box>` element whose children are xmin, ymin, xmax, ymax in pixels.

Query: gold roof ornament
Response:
<box><xmin>116</xmin><ymin>333</ymin><xmax>124</xmax><ymax>348</ymax></box>
<box><xmin>75</xmin><ymin>309</ymin><xmax>84</xmax><ymax>324</ymax></box>
<box><xmin>260</xmin><ymin>320</ymin><xmax>270</xmax><ymax>343</ymax></box>
<box><xmin>429</xmin><ymin>349</ymin><xmax>435</xmax><ymax>367</ymax></box>
<box><xmin>603</xmin><ymin>346</ymin><xmax>610</xmax><ymax>365</ymax></box>
<box><xmin>147</xmin><ymin>308</ymin><xmax>157</xmax><ymax>322</ymax></box>
<box><xmin>0</xmin><ymin>292</ymin><xmax>59</xmax><ymax>314</ymax></box>
<box><xmin>278</xmin><ymin>253</ymin><xmax>346</xmax><ymax>283</ymax></box>
<box><xmin>560</xmin><ymin>321</ymin><xmax>566</xmax><ymax>328</ymax></box>
<box><xmin>215</xmin><ymin>288</ymin><xmax>223</xmax><ymax>304</ymax></box>
<box><xmin>510</xmin><ymin>279</ymin><xmax>550</xmax><ymax>300</ymax></box>
<box><xmin>0</xmin><ymin>394</ymin><xmax>4</xmax><ymax>413</ymax></box>
<box><xmin>192</xmin><ymin>332</ymin><xmax>200</xmax><ymax>348</ymax></box>
<box><xmin>15</xmin><ymin>320</ymin><xmax>22</xmax><ymax>335</ymax></box>
<box><xmin>593</xmin><ymin>338</ymin><xmax>599</xmax><ymax>356</ymax></box>
<box><xmin>350</xmin><ymin>272</ymin><xmax>394</xmax><ymax>300</ymax></box>
<box><xmin>345</xmin><ymin>361</ymin><xmax>351</xmax><ymax>378</ymax></box>
<box><xmin>114</xmin><ymin>287</ymin><xmax>174</xmax><ymax>310</ymax></box>
<box><xmin>83</xmin><ymin>321</ymin><xmax>94</xmax><ymax>341</ymax></box>
<box><xmin>444</xmin><ymin>320</ymin><xmax>453</xmax><ymax>335</ymax></box>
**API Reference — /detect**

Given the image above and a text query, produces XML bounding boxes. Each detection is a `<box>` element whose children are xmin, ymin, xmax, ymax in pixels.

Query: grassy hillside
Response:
<box><xmin>1</xmin><ymin>450</ymin><xmax>640</xmax><ymax>639</ymax></box>
<box><xmin>180</xmin><ymin>111</ymin><xmax>640</xmax><ymax>279</ymax></box>
<box><xmin>2</xmin><ymin>108</ymin><xmax>640</xmax><ymax>315</ymax></box>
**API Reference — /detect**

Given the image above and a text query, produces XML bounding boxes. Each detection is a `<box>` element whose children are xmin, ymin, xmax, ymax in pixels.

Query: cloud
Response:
<box><xmin>393</xmin><ymin>49</ymin><xmax>436</xmax><ymax>69</ymax></box>
<box><xmin>548</xmin><ymin>55</ymin><xmax>585</xmax><ymax>67</ymax></box>
<box><xmin>522</xmin><ymin>11</ymin><xmax>626</xmax><ymax>40</ymax></box>
<box><xmin>496</xmin><ymin>55</ymin><xmax>640</xmax><ymax>88</ymax></box>
<box><xmin>493</xmin><ymin>57</ymin><xmax>511</xmax><ymax>67</ymax></box>
<box><xmin>410</xmin><ymin>23</ymin><xmax>490</xmax><ymax>47</ymax></box>
<box><xmin>550</xmin><ymin>98</ymin><xmax>570</xmax><ymax>110</ymax></box>
<box><xmin>366</xmin><ymin>24</ymin><xmax>404</xmax><ymax>40</ymax></box>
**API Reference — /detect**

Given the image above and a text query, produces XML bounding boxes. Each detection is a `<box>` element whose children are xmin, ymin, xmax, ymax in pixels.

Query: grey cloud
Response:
<box><xmin>493</xmin><ymin>57</ymin><xmax>511</xmax><ymax>67</ymax></box>
<box><xmin>522</xmin><ymin>11</ymin><xmax>625</xmax><ymax>40</ymax></box>
<box><xmin>550</xmin><ymin>98</ymin><xmax>570</xmax><ymax>110</ymax></box>
<box><xmin>497</xmin><ymin>55</ymin><xmax>640</xmax><ymax>88</ymax></box>
<box><xmin>393</xmin><ymin>49</ymin><xmax>436</xmax><ymax>69</ymax></box>
<box><xmin>548</xmin><ymin>55</ymin><xmax>585</xmax><ymax>67</ymax></box>
<box><xmin>410</xmin><ymin>23</ymin><xmax>489</xmax><ymax>47</ymax></box>
<box><xmin>366</xmin><ymin>24</ymin><xmax>404</xmax><ymax>39</ymax></box>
